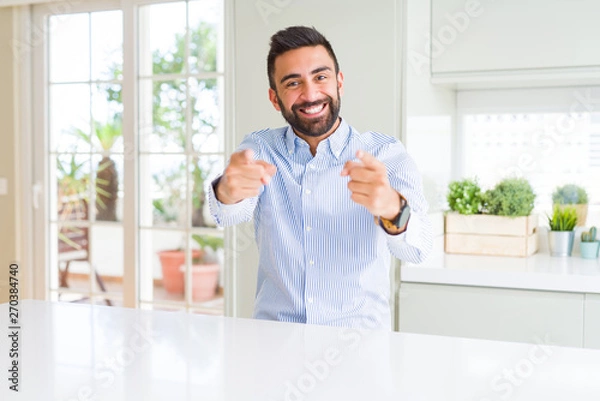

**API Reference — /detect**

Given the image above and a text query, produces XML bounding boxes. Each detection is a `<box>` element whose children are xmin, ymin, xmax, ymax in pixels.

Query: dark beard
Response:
<box><xmin>277</xmin><ymin>91</ymin><xmax>341</xmax><ymax>138</ymax></box>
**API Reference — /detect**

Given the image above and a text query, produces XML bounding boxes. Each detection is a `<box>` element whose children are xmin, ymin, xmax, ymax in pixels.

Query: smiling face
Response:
<box><xmin>268</xmin><ymin>45</ymin><xmax>344</xmax><ymax>139</ymax></box>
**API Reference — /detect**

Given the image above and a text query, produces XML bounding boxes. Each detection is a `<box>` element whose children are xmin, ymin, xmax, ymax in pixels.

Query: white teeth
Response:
<box><xmin>303</xmin><ymin>104</ymin><xmax>325</xmax><ymax>114</ymax></box>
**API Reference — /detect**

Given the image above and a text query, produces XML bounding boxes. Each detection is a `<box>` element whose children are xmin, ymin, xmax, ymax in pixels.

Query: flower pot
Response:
<box><xmin>580</xmin><ymin>241</ymin><xmax>600</xmax><ymax>259</ymax></box>
<box><xmin>548</xmin><ymin>231</ymin><xmax>574</xmax><ymax>257</ymax></box>
<box><xmin>190</xmin><ymin>263</ymin><xmax>219</xmax><ymax>301</ymax></box>
<box><xmin>157</xmin><ymin>249</ymin><xmax>202</xmax><ymax>294</ymax></box>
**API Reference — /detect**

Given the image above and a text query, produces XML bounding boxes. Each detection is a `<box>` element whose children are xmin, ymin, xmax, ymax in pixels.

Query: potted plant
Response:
<box><xmin>482</xmin><ymin>178</ymin><xmax>536</xmax><ymax>217</ymax></box>
<box><xmin>552</xmin><ymin>184</ymin><xmax>588</xmax><ymax>227</ymax></box>
<box><xmin>157</xmin><ymin>234</ymin><xmax>223</xmax><ymax>301</ymax></box>
<box><xmin>447</xmin><ymin>178</ymin><xmax>483</xmax><ymax>215</ymax></box>
<box><xmin>547</xmin><ymin>205</ymin><xmax>578</xmax><ymax>257</ymax></box>
<box><xmin>190</xmin><ymin>234</ymin><xmax>223</xmax><ymax>301</ymax></box>
<box><xmin>580</xmin><ymin>227</ymin><xmax>599</xmax><ymax>259</ymax></box>
<box><xmin>157</xmin><ymin>247</ymin><xmax>201</xmax><ymax>294</ymax></box>
<box><xmin>445</xmin><ymin>177</ymin><xmax>538</xmax><ymax>257</ymax></box>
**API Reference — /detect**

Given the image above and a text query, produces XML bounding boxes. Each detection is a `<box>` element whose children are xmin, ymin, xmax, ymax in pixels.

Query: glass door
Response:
<box><xmin>45</xmin><ymin>8</ymin><xmax>125</xmax><ymax>307</ymax></box>
<box><xmin>34</xmin><ymin>0</ymin><xmax>227</xmax><ymax>315</ymax></box>
<box><xmin>137</xmin><ymin>0</ymin><xmax>226</xmax><ymax>313</ymax></box>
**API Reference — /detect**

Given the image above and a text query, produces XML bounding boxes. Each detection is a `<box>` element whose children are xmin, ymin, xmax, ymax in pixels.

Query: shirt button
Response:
<box><xmin>309</xmin><ymin>165</ymin><xmax>315</xmax><ymax>170</ymax></box>
<box><xmin>305</xmin><ymin>189</ymin><xmax>311</xmax><ymax>195</ymax></box>
<box><xmin>307</xmin><ymin>298</ymin><xmax>314</xmax><ymax>304</ymax></box>
<box><xmin>309</xmin><ymin>260</ymin><xmax>314</xmax><ymax>265</ymax></box>
<box><xmin>306</xmin><ymin>226</ymin><xmax>312</xmax><ymax>232</ymax></box>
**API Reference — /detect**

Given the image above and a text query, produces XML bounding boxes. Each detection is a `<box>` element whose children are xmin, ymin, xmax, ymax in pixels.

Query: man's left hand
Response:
<box><xmin>341</xmin><ymin>150</ymin><xmax>401</xmax><ymax>220</ymax></box>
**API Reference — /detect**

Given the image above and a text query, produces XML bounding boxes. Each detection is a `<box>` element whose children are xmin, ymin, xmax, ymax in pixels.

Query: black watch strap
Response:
<box><xmin>377</xmin><ymin>195</ymin><xmax>411</xmax><ymax>234</ymax></box>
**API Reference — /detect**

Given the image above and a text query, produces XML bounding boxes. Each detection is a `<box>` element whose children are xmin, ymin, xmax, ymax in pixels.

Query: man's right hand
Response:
<box><xmin>215</xmin><ymin>149</ymin><xmax>277</xmax><ymax>204</ymax></box>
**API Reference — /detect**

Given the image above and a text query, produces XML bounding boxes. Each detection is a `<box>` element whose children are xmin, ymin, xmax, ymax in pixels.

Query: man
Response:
<box><xmin>208</xmin><ymin>26</ymin><xmax>432</xmax><ymax>330</ymax></box>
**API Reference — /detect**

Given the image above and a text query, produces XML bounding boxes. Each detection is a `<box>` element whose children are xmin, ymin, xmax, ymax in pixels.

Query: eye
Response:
<box><xmin>286</xmin><ymin>81</ymin><xmax>299</xmax><ymax>88</ymax></box>
<box><xmin>316</xmin><ymin>75</ymin><xmax>327</xmax><ymax>81</ymax></box>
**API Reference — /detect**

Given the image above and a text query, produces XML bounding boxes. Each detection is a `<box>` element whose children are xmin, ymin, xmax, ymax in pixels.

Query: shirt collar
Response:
<box><xmin>284</xmin><ymin>117</ymin><xmax>351</xmax><ymax>159</ymax></box>
<box><xmin>327</xmin><ymin>118</ymin><xmax>351</xmax><ymax>159</ymax></box>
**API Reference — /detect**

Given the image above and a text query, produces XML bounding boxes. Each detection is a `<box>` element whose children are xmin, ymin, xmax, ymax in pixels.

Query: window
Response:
<box><xmin>46</xmin><ymin>9</ymin><xmax>125</xmax><ymax>305</ymax></box>
<box><xmin>34</xmin><ymin>0</ymin><xmax>227</xmax><ymax>314</ymax></box>
<box><xmin>457</xmin><ymin>87</ymin><xmax>600</xmax><ymax>222</ymax></box>
<box><xmin>137</xmin><ymin>0</ymin><xmax>225</xmax><ymax>312</ymax></box>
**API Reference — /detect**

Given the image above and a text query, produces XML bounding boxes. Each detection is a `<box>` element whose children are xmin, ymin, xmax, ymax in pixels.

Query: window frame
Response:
<box><xmin>30</xmin><ymin>0</ymin><xmax>235</xmax><ymax>313</ymax></box>
<box><xmin>456</xmin><ymin>86</ymin><xmax>600</xmax><ymax>210</ymax></box>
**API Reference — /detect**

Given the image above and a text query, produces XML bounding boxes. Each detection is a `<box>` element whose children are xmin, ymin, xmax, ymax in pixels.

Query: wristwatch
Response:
<box><xmin>377</xmin><ymin>195</ymin><xmax>411</xmax><ymax>235</ymax></box>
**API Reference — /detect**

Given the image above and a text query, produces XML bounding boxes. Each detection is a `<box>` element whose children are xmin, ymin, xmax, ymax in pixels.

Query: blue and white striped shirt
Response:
<box><xmin>208</xmin><ymin>119</ymin><xmax>432</xmax><ymax>330</ymax></box>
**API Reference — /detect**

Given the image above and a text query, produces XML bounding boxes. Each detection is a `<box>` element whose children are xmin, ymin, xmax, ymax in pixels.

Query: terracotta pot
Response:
<box><xmin>157</xmin><ymin>250</ymin><xmax>202</xmax><ymax>294</ymax></box>
<box><xmin>190</xmin><ymin>263</ymin><xmax>220</xmax><ymax>301</ymax></box>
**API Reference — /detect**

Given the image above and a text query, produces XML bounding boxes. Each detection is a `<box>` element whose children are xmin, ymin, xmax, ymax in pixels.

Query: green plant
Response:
<box><xmin>191</xmin><ymin>234</ymin><xmax>223</xmax><ymax>264</ymax></box>
<box><xmin>483</xmin><ymin>178</ymin><xmax>536</xmax><ymax>217</ymax></box>
<box><xmin>582</xmin><ymin>227</ymin><xmax>597</xmax><ymax>242</ymax></box>
<box><xmin>57</xmin><ymin>155</ymin><xmax>88</xmax><ymax>200</ymax></box>
<box><xmin>69</xmin><ymin>109</ymin><xmax>122</xmax><ymax>222</ymax></box>
<box><xmin>152</xmin><ymin>198</ymin><xmax>178</xmax><ymax>223</ymax></box>
<box><xmin>547</xmin><ymin>205</ymin><xmax>578</xmax><ymax>231</ymax></box>
<box><xmin>56</xmin><ymin>155</ymin><xmax>90</xmax><ymax>251</ymax></box>
<box><xmin>149</xmin><ymin>21</ymin><xmax>219</xmax><ymax>227</ymax></box>
<box><xmin>552</xmin><ymin>184</ymin><xmax>588</xmax><ymax>205</ymax></box>
<box><xmin>447</xmin><ymin>178</ymin><xmax>482</xmax><ymax>215</ymax></box>
<box><xmin>191</xmin><ymin>159</ymin><xmax>211</xmax><ymax>227</ymax></box>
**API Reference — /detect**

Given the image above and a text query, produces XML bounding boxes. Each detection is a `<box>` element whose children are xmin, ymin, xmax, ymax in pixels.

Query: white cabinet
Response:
<box><xmin>431</xmin><ymin>0</ymin><xmax>600</xmax><ymax>78</ymax></box>
<box><xmin>398</xmin><ymin>283</ymin><xmax>585</xmax><ymax>347</ymax></box>
<box><xmin>584</xmin><ymin>294</ymin><xmax>600</xmax><ymax>350</ymax></box>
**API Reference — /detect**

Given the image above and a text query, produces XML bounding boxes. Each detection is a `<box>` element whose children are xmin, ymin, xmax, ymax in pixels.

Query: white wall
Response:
<box><xmin>231</xmin><ymin>0</ymin><xmax>403</xmax><ymax>317</ymax></box>
<box><xmin>0</xmin><ymin>7</ymin><xmax>19</xmax><ymax>304</ymax></box>
<box><xmin>404</xmin><ymin>0</ymin><xmax>456</xmax><ymax>234</ymax></box>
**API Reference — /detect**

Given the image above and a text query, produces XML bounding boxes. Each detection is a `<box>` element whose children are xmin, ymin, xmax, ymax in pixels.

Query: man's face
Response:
<box><xmin>269</xmin><ymin>45</ymin><xmax>344</xmax><ymax>138</ymax></box>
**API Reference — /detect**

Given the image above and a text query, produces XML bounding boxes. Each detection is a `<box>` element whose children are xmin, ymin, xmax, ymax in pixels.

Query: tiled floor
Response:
<box><xmin>59</xmin><ymin>274</ymin><xmax>224</xmax><ymax>313</ymax></box>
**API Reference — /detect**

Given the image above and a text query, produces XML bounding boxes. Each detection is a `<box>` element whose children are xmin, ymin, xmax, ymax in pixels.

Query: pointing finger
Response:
<box><xmin>341</xmin><ymin>160</ymin><xmax>362</xmax><ymax>176</ymax></box>
<box><xmin>241</xmin><ymin>149</ymin><xmax>254</xmax><ymax>163</ymax></box>
<box><xmin>231</xmin><ymin>149</ymin><xmax>255</xmax><ymax>165</ymax></box>
<box><xmin>255</xmin><ymin>160</ymin><xmax>277</xmax><ymax>176</ymax></box>
<box><xmin>356</xmin><ymin>150</ymin><xmax>380</xmax><ymax>168</ymax></box>
<box><xmin>255</xmin><ymin>160</ymin><xmax>277</xmax><ymax>184</ymax></box>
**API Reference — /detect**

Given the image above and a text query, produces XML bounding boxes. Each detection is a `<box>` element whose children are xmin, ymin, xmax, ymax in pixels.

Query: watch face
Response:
<box><xmin>397</xmin><ymin>204</ymin><xmax>411</xmax><ymax>228</ymax></box>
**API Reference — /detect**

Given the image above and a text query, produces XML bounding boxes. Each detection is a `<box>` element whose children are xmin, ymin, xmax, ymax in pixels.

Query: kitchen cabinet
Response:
<box><xmin>398</xmin><ymin>283</ymin><xmax>585</xmax><ymax>347</ymax></box>
<box><xmin>431</xmin><ymin>0</ymin><xmax>600</xmax><ymax>82</ymax></box>
<box><xmin>584</xmin><ymin>294</ymin><xmax>600</xmax><ymax>350</ymax></box>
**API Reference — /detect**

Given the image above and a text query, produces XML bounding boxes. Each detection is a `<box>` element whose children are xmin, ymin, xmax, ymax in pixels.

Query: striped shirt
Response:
<box><xmin>207</xmin><ymin>118</ymin><xmax>432</xmax><ymax>330</ymax></box>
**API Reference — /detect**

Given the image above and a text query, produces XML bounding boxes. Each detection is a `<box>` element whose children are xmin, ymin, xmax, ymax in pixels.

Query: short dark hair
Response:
<box><xmin>267</xmin><ymin>26</ymin><xmax>340</xmax><ymax>90</ymax></box>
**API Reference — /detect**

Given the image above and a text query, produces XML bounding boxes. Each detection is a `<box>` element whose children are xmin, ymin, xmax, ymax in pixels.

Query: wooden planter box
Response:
<box><xmin>444</xmin><ymin>213</ymin><xmax>539</xmax><ymax>257</ymax></box>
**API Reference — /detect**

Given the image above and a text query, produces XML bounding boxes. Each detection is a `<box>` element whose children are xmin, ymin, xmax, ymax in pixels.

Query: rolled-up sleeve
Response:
<box><xmin>380</xmin><ymin>142</ymin><xmax>433</xmax><ymax>264</ymax></box>
<box><xmin>206</xmin><ymin>133</ymin><xmax>263</xmax><ymax>227</ymax></box>
<box><xmin>382</xmin><ymin>211</ymin><xmax>432</xmax><ymax>264</ymax></box>
<box><xmin>207</xmin><ymin>178</ymin><xmax>257</xmax><ymax>227</ymax></box>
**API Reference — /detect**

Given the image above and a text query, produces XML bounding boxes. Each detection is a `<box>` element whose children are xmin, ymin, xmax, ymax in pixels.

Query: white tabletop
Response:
<box><xmin>2</xmin><ymin>300</ymin><xmax>600</xmax><ymax>400</ymax></box>
<box><xmin>402</xmin><ymin>237</ymin><xmax>600</xmax><ymax>293</ymax></box>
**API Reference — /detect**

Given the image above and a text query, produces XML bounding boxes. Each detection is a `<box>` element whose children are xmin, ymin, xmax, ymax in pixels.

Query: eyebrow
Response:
<box><xmin>279</xmin><ymin>66</ymin><xmax>332</xmax><ymax>84</ymax></box>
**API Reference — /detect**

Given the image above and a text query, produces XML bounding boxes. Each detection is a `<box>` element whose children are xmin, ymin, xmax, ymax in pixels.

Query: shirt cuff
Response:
<box><xmin>207</xmin><ymin>176</ymin><xmax>253</xmax><ymax>225</ymax></box>
<box><xmin>381</xmin><ymin>211</ymin><xmax>423</xmax><ymax>247</ymax></box>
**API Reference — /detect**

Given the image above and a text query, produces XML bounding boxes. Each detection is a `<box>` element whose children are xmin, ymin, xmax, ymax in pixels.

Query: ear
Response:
<box><xmin>337</xmin><ymin>71</ymin><xmax>344</xmax><ymax>96</ymax></box>
<box><xmin>268</xmin><ymin>88</ymin><xmax>281</xmax><ymax>111</ymax></box>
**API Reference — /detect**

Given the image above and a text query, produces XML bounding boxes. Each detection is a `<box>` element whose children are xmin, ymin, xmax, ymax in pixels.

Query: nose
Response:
<box><xmin>300</xmin><ymin>80</ymin><xmax>320</xmax><ymax>103</ymax></box>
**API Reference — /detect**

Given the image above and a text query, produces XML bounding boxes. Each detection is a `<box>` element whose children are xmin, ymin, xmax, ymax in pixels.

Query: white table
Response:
<box><xmin>1</xmin><ymin>300</ymin><xmax>600</xmax><ymax>400</ymax></box>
